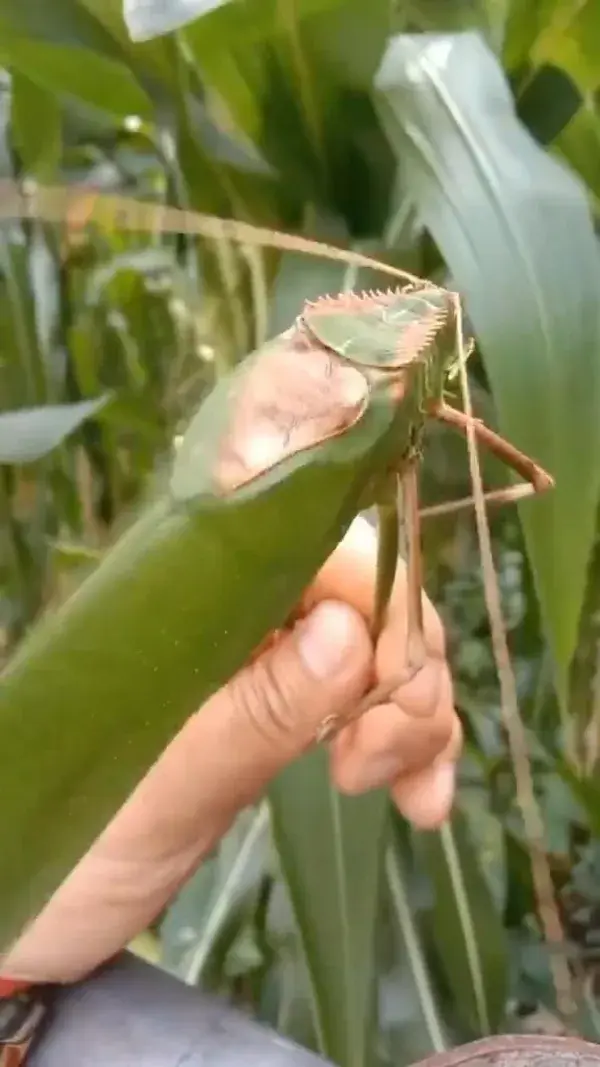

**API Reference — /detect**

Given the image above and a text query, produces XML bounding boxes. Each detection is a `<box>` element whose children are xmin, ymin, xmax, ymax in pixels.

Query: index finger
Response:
<box><xmin>301</xmin><ymin>515</ymin><xmax>446</xmax><ymax>660</ymax></box>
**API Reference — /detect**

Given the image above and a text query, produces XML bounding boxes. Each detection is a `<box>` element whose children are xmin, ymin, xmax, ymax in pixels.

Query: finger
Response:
<box><xmin>2</xmin><ymin>600</ymin><xmax>373</xmax><ymax>984</ymax></box>
<box><xmin>390</xmin><ymin>715</ymin><xmax>463</xmax><ymax>829</ymax></box>
<box><xmin>302</xmin><ymin>516</ymin><xmax>446</xmax><ymax>659</ymax></box>
<box><xmin>330</xmin><ymin>663</ymin><xmax>457</xmax><ymax>794</ymax></box>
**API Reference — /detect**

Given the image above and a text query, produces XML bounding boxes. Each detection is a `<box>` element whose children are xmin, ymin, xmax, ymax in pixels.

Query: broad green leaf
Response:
<box><xmin>554</xmin><ymin>99</ymin><xmax>600</xmax><ymax>208</ymax></box>
<box><xmin>185</xmin><ymin>0</ymin><xmax>393</xmax><ymax>227</ymax></box>
<box><xmin>184</xmin><ymin>0</ymin><xmax>355</xmax><ymax>59</ymax></box>
<box><xmin>503</xmin><ymin>0</ymin><xmax>600</xmax><ymax>89</ymax></box>
<box><xmin>269</xmin><ymin>749</ymin><xmax>389</xmax><ymax>1067</ymax></box>
<box><xmin>502</xmin><ymin>0</ymin><xmax>549</xmax><ymax>72</ymax></box>
<box><xmin>414</xmin><ymin>810</ymin><xmax>509</xmax><ymax>1035</ymax></box>
<box><xmin>0</xmin><ymin>396</ymin><xmax>110</xmax><ymax>464</ymax></box>
<box><xmin>0</xmin><ymin>35</ymin><xmax>152</xmax><ymax>119</ymax></box>
<box><xmin>262</xmin><ymin>879</ymin><xmax>320</xmax><ymax>1051</ymax></box>
<box><xmin>0</xmin><ymin>0</ymin><xmax>127</xmax><ymax>59</ymax></box>
<box><xmin>530</xmin><ymin>0</ymin><xmax>600</xmax><ymax>95</ymax></box>
<box><xmin>0</xmin><ymin>0</ymin><xmax>154</xmax><ymax>117</ymax></box>
<box><xmin>160</xmin><ymin>803</ymin><xmax>271</xmax><ymax>984</ymax></box>
<box><xmin>184</xmin><ymin>96</ymin><xmax>274</xmax><ymax>177</ymax></box>
<box><xmin>374</xmin><ymin>31</ymin><xmax>600</xmax><ymax>698</ymax></box>
<box><xmin>10</xmin><ymin>72</ymin><xmax>61</xmax><ymax>181</ymax></box>
<box><xmin>267</xmin><ymin>251</ymin><xmax>354</xmax><ymax>338</ymax></box>
<box><xmin>68</xmin><ymin>0</ymin><xmax>205</xmax><ymax>103</ymax></box>
<box><xmin>400</xmin><ymin>0</ymin><xmax>494</xmax><ymax>37</ymax></box>
<box><xmin>124</xmin><ymin>0</ymin><xmax>232</xmax><ymax>42</ymax></box>
<box><xmin>383</xmin><ymin>838</ymin><xmax>450</xmax><ymax>1060</ymax></box>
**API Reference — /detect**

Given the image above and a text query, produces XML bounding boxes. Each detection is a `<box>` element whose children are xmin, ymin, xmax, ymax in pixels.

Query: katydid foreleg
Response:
<box><xmin>317</xmin><ymin>461</ymin><xmax>427</xmax><ymax>743</ymax></box>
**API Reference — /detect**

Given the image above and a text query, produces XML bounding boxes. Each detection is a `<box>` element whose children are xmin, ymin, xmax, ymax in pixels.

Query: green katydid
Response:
<box><xmin>0</xmin><ymin>181</ymin><xmax>554</xmax><ymax>956</ymax></box>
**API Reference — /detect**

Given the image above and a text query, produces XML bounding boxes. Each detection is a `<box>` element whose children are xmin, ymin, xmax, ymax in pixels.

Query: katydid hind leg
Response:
<box><xmin>420</xmin><ymin>481</ymin><xmax>543</xmax><ymax>521</ymax></box>
<box><xmin>418</xmin><ymin>401</ymin><xmax>554</xmax><ymax>521</ymax></box>
<box><xmin>428</xmin><ymin>401</ymin><xmax>554</xmax><ymax>494</ymax></box>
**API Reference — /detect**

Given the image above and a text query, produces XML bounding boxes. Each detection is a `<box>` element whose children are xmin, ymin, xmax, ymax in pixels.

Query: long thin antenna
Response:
<box><xmin>452</xmin><ymin>292</ymin><xmax>576</xmax><ymax>1022</ymax></box>
<box><xmin>0</xmin><ymin>180</ymin><xmax>430</xmax><ymax>289</ymax></box>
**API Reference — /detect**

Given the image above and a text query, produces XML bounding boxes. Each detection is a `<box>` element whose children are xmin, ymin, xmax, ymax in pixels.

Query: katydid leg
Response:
<box><xmin>317</xmin><ymin>462</ymin><xmax>428</xmax><ymax>743</ymax></box>
<box><xmin>417</xmin><ymin>401</ymin><xmax>554</xmax><ymax>521</ymax></box>
<box><xmin>428</xmin><ymin>402</ymin><xmax>554</xmax><ymax>491</ymax></box>
<box><xmin>420</xmin><ymin>482</ymin><xmax>544</xmax><ymax>520</ymax></box>
<box><xmin>401</xmin><ymin>460</ymin><xmax>427</xmax><ymax>676</ymax></box>
<box><xmin>372</xmin><ymin>477</ymin><xmax>401</xmax><ymax>642</ymax></box>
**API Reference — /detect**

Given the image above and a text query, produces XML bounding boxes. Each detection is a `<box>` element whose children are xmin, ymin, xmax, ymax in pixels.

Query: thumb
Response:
<box><xmin>214</xmin><ymin>599</ymin><xmax>373</xmax><ymax>794</ymax></box>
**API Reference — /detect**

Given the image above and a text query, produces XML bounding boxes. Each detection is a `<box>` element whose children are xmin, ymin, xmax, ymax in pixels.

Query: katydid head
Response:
<box><xmin>301</xmin><ymin>287</ymin><xmax>455</xmax><ymax>377</ymax></box>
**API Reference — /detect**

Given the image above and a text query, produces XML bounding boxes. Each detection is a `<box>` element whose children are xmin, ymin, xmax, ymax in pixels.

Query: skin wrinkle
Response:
<box><xmin>233</xmin><ymin>641</ymin><xmax>313</xmax><ymax>747</ymax></box>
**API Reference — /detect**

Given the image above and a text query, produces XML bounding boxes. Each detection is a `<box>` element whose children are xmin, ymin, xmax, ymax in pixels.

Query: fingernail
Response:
<box><xmin>297</xmin><ymin>602</ymin><xmax>358</xmax><ymax>679</ymax></box>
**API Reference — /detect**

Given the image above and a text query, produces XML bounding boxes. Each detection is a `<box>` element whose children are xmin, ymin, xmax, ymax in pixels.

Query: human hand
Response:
<box><xmin>1</xmin><ymin>516</ymin><xmax>461</xmax><ymax>986</ymax></box>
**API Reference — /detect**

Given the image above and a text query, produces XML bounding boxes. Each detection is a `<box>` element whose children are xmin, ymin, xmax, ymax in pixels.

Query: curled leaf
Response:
<box><xmin>0</xmin><ymin>395</ymin><xmax>110</xmax><ymax>464</ymax></box>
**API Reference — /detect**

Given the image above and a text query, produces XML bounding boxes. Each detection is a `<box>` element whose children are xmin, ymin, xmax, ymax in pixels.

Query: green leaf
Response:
<box><xmin>10</xmin><ymin>72</ymin><xmax>61</xmax><ymax>181</ymax></box>
<box><xmin>553</xmin><ymin>99</ymin><xmax>600</xmax><ymax>209</ymax></box>
<box><xmin>269</xmin><ymin>749</ymin><xmax>389</xmax><ymax>1067</ymax></box>
<box><xmin>529</xmin><ymin>0</ymin><xmax>600</xmax><ymax>95</ymax></box>
<box><xmin>184</xmin><ymin>0</ymin><xmax>393</xmax><ymax>227</ymax></box>
<box><xmin>124</xmin><ymin>0</ymin><xmax>232</xmax><ymax>42</ymax></box>
<box><xmin>262</xmin><ymin>879</ymin><xmax>320</xmax><ymax>1051</ymax></box>
<box><xmin>0</xmin><ymin>0</ymin><xmax>127</xmax><ymax>59</ymax></box>
<box><xmin>502</xmin><ymin>0</ymin><xmax>548</xmax><ymax>73</ymax></box>
<box><xmin>267</xmin><ymin>251</ymin><xmax>354</xmax><ymax>338</ymax></box>
<box><xmin>0</xmin><ymin>0</ymin><xmax>154</xmax><ymax>117</ymax></box>
<box><xmin>0</xmin><ymin>34</ymin><xmax>152</xmax><ymax>119</ymax></box>
<box><xmin>414</xmin><ymin>810</ymin><xmax>509</xmax><ymax>1035</ymax></box>
<box><xmin>0</xmin><ymin>396</ymin><xmax>110</xmax><ymax>464</ymax></box>
<box><xmin>374</xmin><ymin>31</ymin><xmax>600</xmax><ymax>696</ymax></box>
<box><xmin>383</xmin><ymin>838</ymin><xmax>450</xmax><ymax>1059</ymax></box>
<box><xmin>184</xmin><ymin>0</ymin><xmax>353</xmax><ymax>58</ymax></box>
<box><xmin>503</xmin><ymin>0</ymin><xmax>600</xmax><ymax>91</ymax></box>
<box><xmin>160</xmin><ymin>804</ymin><xmax>271</xmax><ymax>984</ymax></box>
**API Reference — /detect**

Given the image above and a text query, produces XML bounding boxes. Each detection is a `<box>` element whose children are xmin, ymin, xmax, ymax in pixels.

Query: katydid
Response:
<box><xmin>0</xmin><ymin>182</ymin><xmax>553</xmax><ymax>956</ymax></box>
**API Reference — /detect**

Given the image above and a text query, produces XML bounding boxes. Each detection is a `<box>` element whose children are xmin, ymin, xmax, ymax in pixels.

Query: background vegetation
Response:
<box><xmin>2</xmin><ymin>0</ymin><xmax>600</xmax><ymax>1062</ymax></box>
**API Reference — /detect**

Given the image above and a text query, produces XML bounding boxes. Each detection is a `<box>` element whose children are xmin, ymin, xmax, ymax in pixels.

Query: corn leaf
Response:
<box><xmin>374</xmin><ymin>31</ymin><xmax>600</xmax><ymax>698</ymax></box>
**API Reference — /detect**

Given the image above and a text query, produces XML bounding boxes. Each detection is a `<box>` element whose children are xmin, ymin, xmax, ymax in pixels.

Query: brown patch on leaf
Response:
<box><xmin>214</xmin><ymin>325</ymin><xmax>369</xmax><ymax>493</ymax></box>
